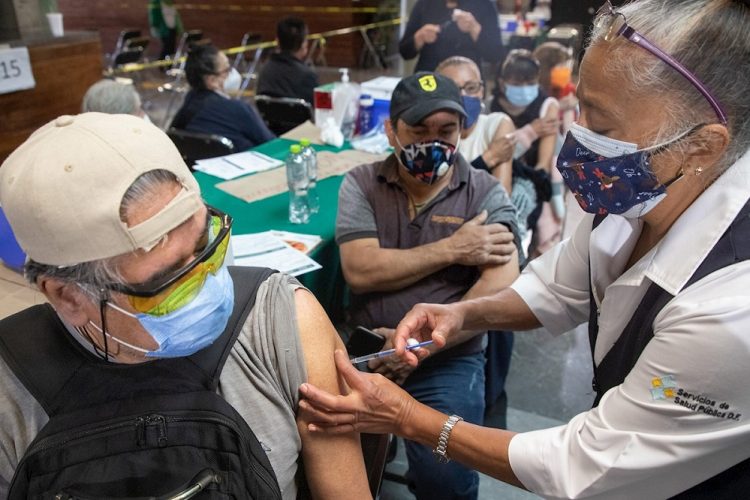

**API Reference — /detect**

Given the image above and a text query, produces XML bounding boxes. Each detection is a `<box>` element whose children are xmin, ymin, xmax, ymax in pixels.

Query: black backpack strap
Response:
<box><xmin>189</xmin><ymin>266</ymin><xmax>277</xmax><ymax>391</ymax></box>
<box><xmin>0</xmin><ymin>266</ymin><xmax>277</xmax><ymax>414</ymax></box>
<box><xmin>0</xmin><ymin>304</ymin><xmax>86</xmax><ymax>414</ymax></box>
<box><xmin>589</xmin><ymin>199</ymin><xmax>750</xmax><ymax>405</ymax></box>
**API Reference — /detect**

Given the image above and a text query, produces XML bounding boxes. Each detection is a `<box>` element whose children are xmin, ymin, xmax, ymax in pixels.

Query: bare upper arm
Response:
<box><xmin>464</xmin><ymin>250</ymin><xmax>520</xmax><ymax>301</ymax></box>
<box><xmin>293</xmin><ymin>289</ymin><xmax>372</xmax><ymax>499</ymax></box>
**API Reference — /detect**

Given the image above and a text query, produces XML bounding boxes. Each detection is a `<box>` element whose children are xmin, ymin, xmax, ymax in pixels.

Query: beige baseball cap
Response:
<box><xmin>0</xmin><ymin>112</ymin><xmax>203</xmax><ymax>266</ymax></box>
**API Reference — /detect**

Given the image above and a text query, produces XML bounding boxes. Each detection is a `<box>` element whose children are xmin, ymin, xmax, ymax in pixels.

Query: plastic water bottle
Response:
<box><xmin>357</xmin><ymin>93</ymin><xmax>374</xmax><ymax>136</ymax></box>
<box><xmin>286</xmin><ymin>144</ymin><xmax>310</xmax><ymax>224</ymax></box>
<box><xmin>299</xmin><ymin>138</ymin><xmax>319</xmax><ymax>214</ymax></box>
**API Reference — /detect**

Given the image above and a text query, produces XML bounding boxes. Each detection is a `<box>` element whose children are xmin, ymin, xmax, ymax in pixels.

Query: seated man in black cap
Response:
<box><xmin>335</xmin><ymin>72</ymin><xmax>520</xmax><ymax>500</ymax></box>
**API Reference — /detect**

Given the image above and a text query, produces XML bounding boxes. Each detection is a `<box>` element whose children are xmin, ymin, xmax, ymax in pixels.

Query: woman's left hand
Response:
<box><xmin>299</xmin><ymin>349</ymin><xmax>417</xmax><ymax>435</ymax></box>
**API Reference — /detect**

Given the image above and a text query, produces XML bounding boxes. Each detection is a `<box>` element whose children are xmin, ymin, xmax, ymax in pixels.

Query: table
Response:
<box><xmin>194</xmin><ymin>138</ymin><xmax>349</xmax><ymax>322</ymax></box>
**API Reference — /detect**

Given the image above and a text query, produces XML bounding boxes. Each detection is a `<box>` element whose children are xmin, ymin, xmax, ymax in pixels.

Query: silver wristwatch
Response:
<box><xmin>433</xmin><ymin>414</ymin><xmax>463</xmax><ymax>463</ymax></box>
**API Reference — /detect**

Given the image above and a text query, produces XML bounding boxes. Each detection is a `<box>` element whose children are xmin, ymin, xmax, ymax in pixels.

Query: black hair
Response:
<box><xmin>185</xmin><ymin>44</ymin><xmax>220</xmax><ymax>90</ymax></box>
<box><xmin>277</xmin><ymin>16</ymin><xmax>308</xmax><ymax>53</ymax></box>
<box><xmin>499</xmin><ymin>49</ymin><xmax>540</xmax><ymax>83</ymax></box>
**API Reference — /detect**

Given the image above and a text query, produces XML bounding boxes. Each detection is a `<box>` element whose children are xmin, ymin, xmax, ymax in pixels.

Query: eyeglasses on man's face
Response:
<box><xmin>595</xmin><ymin>0</ymin><xmax>727</xmax><ymax>125</ymax></box>
<box><xmin>104</xmin><ymin>205</ymin><xmax>233</xmax><ymax>316</ymax></box>
<box><xmin>458</xmin><ymin>80</ymin><xmax>484</xmax><ymax>95</ymax></box>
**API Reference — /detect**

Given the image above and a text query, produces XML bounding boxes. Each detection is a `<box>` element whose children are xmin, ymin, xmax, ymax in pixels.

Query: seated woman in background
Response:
<box><xmin>437</xmin><ymin>56</ymin><xmax>538</xmax><ymax>252</ymax></box>
<box><xmin>171</xmin><ymin>44</ymin><xmax>274</xmax><ymax>151</ymax></box>
<box><xmin>491</xmin><ymin>49</ymin><xmax>563</xmax><ymax>257</ymax></box>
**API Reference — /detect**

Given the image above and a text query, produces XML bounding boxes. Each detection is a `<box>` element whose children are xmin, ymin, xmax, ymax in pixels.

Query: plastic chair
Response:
<box><xmin>254</xmin><ymin>95</ymin><xmax>312</xmax><ymax>136</ymax></box>
<box><xmin>166</xmin><ymin>128</ymin><xmax>235</xmax><ymax>168</ymax></box>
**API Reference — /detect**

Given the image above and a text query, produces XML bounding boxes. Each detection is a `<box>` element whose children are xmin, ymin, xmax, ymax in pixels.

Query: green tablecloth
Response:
<box><xmin>194</xmin><ymin>138</ymin><xmax>348</xmax><ymax>321</ymax></box>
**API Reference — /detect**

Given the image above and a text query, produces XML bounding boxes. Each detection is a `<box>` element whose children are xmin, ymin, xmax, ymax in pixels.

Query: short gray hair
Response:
<box><xmin>81</xmin><ymin>79</ymin><xmax>142</xmax><ymax>115</ymax></box>
<box><xmin>588</xmin><ymin>0</ymin><xmax>750</xmax><ymax>169</ymax></box>
<box><xmin>25</xmin><ymin>169</ymin><xmax>182</xmax><ymax>298</ymax></box>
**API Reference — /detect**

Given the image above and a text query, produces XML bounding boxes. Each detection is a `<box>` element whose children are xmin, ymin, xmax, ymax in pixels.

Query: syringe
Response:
<box><xmin>350</xmin><ymin>340</ymin><xmax>434</xmax><ymax>364</ymax></box>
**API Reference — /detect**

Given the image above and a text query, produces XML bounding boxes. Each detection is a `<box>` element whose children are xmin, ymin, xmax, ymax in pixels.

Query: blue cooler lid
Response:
<box><xmin>0</xmin><ymin>206</ymin><xmax>26</xmax><ymax>271</ymax></box>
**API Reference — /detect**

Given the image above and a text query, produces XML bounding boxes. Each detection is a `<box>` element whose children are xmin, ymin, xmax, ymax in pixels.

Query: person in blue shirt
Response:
<box><xmin>171</xmin><ymin>44</ymin><xmax>274</xmax><ymax>152</ymax></box>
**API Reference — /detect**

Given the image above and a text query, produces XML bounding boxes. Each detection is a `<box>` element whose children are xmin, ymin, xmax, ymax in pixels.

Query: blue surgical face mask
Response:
<box><xmin>93</xmin><ymin>264</ymin><xmax>235</xmax><ymax>358</ymax></box>
<box><xmin>504</xmin><ymin>84</ymin><xmax>539</xmax><ymax>107</ymax></box>
<box><xmin>556</xmin><ymin>123</ymin><xmax>691</xmax><ymax>218</ymax></box>
<box><xmin>395</xmin><ymin>135</ymin><xmax>461</xmax><ymax>185</ymax></box>
<box><xmin>461</xmin><ymin>95</ymin><xmax>483</xmax><ymax>129</ymax></box>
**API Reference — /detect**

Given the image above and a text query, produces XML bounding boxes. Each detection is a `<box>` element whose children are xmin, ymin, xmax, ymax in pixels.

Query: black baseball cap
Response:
<box><xmin>390</xmin><ymin>72</ymin><xmax>467</xmax><ymax>126</ymax></box>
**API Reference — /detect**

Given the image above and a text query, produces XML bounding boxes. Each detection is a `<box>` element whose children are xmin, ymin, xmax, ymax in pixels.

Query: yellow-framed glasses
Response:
<box><xmin>105</xmin><ymin>206</ymin><xmax>232</xmax><ymax>316</ymax></box>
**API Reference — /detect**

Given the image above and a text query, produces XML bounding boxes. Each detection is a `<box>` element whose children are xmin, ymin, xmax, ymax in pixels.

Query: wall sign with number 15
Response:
<box><xmin>0</xmin><ymin>47</ymin><xmax>36</xmax><ymax>95</ymax></box>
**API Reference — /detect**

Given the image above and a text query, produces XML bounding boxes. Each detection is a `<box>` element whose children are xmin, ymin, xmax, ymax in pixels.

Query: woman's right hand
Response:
<box><xmin>392</xmin><ymin>302</ymin><xmax>466</xmax><ymax>366</ymax></box>
<box><xmin>299</xmin><ymin>350</ymin><xmax>418</xmax><ymax>436</ymax></box>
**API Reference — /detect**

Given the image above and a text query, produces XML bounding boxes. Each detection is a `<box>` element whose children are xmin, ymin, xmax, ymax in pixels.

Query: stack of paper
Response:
<box><xmin>231</xmin><ymin>232</ymin><xmax>322</xmax><ymax>277</ymax></box>
<box><xmin>270</xmin><ymin>230</ymin><xmax>323</xmax><ymax>255</ymax></box>
<box><xmin>193</xmin><ymin>151</ymin><xmax>284</xmax><ymax>180</ymax></box>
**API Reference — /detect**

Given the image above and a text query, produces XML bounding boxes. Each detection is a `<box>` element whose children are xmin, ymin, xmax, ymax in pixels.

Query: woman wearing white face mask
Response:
<box><xmin>298</xmin><ymin>0</ymin><xmax>750</xmax><ymax>498</ymax></box>
<box><xmin>171</xmin><ymin>44</ymin><xmax>274</xmax><ymax>152</ymax></box>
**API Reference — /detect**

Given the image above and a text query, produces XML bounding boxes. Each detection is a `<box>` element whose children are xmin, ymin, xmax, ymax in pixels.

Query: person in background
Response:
<box><xmin>82</xmin><ymin>79</ymin><xmax>148</xmax><ymax>120</ymax></box>
<box><xmin>299</xmin><ymin>0</ymin><xmax>750</xmax><ymax>497</ymax></box>
<box><xmin>399</xmin><ymin>0</ymin><xmax>503</xmax><ymax>73</ymax></box>
<box><xmin>491</xmin><ymin>49</ymin><xmax>562</xmax><ymax>256</ymax></box>
<box><xmin>436</xmin><ymin>55</ymin><xmax>528</xmax><ymax>431</ymax></box>
<box><xmin>0</xmin><ymin>113</ymin><xmax>372</xmax><ymax>498</ymax></box>
<box><xmin>148</xmin><ymin>0</ymin><xmax>183</xmax><ymax>61</ymax></box>
<box><xmin>171</xmin><ymin>44</ymin><xmax>274</xmax><ymax>152</ymax></box>
<box><xmin>256</xmin><ymin>16</ymin><xmax>320</xmax><ymax>105</ymax></box>
<box><xmin>336</xmin><ymin>72</ymin><xmax>520</xmax><ymax>500</ymax></box>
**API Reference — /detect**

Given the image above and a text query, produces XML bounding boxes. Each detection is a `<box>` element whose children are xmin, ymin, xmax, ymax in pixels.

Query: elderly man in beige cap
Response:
<box><xmin>0</xmin><ymin>113</ymin><xmax>371</xmax><ymax>499</ymax></box>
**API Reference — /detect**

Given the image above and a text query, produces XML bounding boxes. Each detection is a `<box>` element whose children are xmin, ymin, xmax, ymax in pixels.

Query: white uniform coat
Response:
<box><xmin>508</xmin><ymin>149</ymin><xmax>750</xmax><ymax>499</ymax></box>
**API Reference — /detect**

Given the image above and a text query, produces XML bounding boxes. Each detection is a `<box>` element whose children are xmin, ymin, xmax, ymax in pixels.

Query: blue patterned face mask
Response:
<box><xmin>505</xmin><ymin>84</ymin><xmax>539</xmax><ymax>107</ymax></box>
<box><xmin>395</xmin><ymin>136</ymin><xmax>460</xmax><ymax>185</ymax></box>
<box><xmin>461</xmin><ymin>95</ymin><xmax>483</xmax><ymax>129</ymax></box>
<box><xmin>556</xmin><ymin>123</ymin><xmax>691</xmax><ymax>218</ymax></box>
<box><xmin>94</xmin><ymin>264</ymin><xmax>235</xmax><ymax>358</ymax></box>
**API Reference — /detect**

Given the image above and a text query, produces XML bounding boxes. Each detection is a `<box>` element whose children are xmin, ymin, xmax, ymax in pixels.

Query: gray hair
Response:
<box><xmin>588</xmin><ymin>0</ymin><xmax>750</xmax><ymax>170</ymax></box>
<box><xmin>81</xmin><ymin>79</ymin><xmax>142</xmax><ymax>115</ymax></box>
<box><xmin>25</xmin><ymin>169</ymin><xmax>182</xmax><ymax>298</ymax></box>
<box><xmin>435</xmin><ymin>56</ymin><xmax>481</xmax><ymax>80</ymax></box>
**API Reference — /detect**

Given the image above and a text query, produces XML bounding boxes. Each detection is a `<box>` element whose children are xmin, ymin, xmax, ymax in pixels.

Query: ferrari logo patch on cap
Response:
<box><xmin>418</xmin><ymin>75</ymin><xmax>437</xmax><ymax>92</ymax></box>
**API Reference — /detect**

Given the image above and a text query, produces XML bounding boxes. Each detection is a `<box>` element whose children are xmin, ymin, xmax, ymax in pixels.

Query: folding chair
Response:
<box><xmin>109</xmin><ymin>29</ymin><xmax>141</xmax><ymax>69</ymax></box>
<box><xmin>112</xmin><ymin>47</ymin><xmax>145</xmax><ymax>69</ymax></box>
<box><xmin>166</xmin><ymin>128</ymin><xmax>235</xmax><ymax>168</ymax></box>
<box><xmin>170</xmin><ymin>30</ymin><xmax>204</xmax><ymax>71</ymax></box>
<box><xmin>233</xmin><ymin>33</ymin><xmax>265</xmax><ymax>96</ymax></box>
<box><xmin>254</xmin><ymin>95</ymin><xmax>312</xmax><ymax>136</ymax></box>
<box><xmin>124</xmin><ymin>36</ymin><xmax>151</xmax><ymax>53</ymax></box>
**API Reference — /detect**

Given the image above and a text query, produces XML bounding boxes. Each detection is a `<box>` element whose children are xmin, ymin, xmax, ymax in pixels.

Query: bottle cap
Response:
<box><xmin>299</xmin><ymin>138</ymin><xmax>311</xmax><ymax>147</ymax></box>
<box><xmin>290</xmin><ymin>144</ymin><xmax>302</xmax><ymax>154</ymax></box>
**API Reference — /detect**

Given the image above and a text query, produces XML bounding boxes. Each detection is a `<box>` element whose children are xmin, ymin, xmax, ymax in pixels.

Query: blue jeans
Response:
<box><xmin>401</xmin><ymin>352</ymin><xmax>485</xmax><ymax>500</ymax></box>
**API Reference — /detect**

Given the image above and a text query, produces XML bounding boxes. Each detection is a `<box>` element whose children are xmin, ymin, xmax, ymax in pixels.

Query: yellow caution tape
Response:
<box><xmin>109</xmin><ymin>18</ymin><xmax>402</xmax><ymax>74</ymax></box>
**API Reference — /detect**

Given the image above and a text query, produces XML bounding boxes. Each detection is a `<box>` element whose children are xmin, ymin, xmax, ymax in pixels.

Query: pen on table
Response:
<box><xmin>221</xmin><ymin>158</ymin><xmax>245</xmax><ymax>170</ymax></box>
<box><xmin>350</xmin><ymin>340</ymin><xmax>434</xmax><ymax>365</ymax></box>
